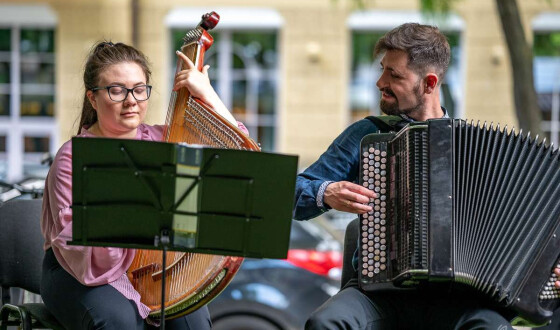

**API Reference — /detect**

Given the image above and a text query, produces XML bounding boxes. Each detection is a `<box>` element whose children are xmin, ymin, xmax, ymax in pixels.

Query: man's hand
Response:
<box><xmin>555</xmin><ymin>268</ymin><xmax>560</xmax><ymax>289</ymax></box>
<box><xmin>323</xmin><ymin>181</ymin><xmax>375</xmax><ymax>214</ymax></box>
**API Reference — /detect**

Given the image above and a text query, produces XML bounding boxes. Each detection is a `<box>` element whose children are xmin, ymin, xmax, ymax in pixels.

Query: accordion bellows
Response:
<box><xmin>358</xmin><ymin>118</ymin><xmax>560</xmax><ymax>324</ymax></box>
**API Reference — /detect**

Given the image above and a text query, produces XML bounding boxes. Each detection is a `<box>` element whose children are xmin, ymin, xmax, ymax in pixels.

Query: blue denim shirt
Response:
<box><xmin>293</xmin><ymin>109</ymin><xmax>449</xmax><ymax>270</ymax></box>
<box><xmin>292</xmin><ymin>119</ymin><xmax>382</xmax><ymax>220</ymax></box>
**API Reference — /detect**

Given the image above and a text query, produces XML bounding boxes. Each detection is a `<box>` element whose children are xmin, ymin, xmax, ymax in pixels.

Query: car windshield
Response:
<box><xmin>289</xmin><ymin>220</ymin><xmax>341</xmax><ymax>251</ymax></box>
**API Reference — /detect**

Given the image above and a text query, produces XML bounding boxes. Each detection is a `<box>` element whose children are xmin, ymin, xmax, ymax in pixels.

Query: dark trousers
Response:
<box><xmin>305</xmin><ymin>279</ymin><xmax>515</xmax><ymax>330</ymax></box>
<box><xmin>41</xmin><ymin>248</ymin><xmax>211</xmax><ymax>330</ymax></box>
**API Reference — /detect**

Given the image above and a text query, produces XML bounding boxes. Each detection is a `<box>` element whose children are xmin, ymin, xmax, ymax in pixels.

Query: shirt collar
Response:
<box><xmin>398</xmin><ymin>106</ymin><xmax>449</xmax><ymax>122</ymax></box>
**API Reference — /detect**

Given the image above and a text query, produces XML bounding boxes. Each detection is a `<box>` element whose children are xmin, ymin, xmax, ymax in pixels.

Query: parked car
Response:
<box><xmin>208</xmin><ymin>219</ymin><xmax>343</xmax><ymax>330</ymax></box>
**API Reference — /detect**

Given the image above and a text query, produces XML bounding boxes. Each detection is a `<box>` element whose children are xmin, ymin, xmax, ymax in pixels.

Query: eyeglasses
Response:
<box><xmin>91</xmin><ymin>85</ymin><xmax>152</xmax><ymax>102</ymax></box>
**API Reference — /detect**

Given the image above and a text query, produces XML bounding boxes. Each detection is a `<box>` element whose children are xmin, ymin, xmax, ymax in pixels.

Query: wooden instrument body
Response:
<box><xmin>128</xmin><ymin>12</ymin><xmax>260</xmax><ymax>320</ymax></box>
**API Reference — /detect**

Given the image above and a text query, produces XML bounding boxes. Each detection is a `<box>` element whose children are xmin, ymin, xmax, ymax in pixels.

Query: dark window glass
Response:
<box><xmin>232</xmin><ymin>80</ymin><xmax>247</xmax><ymax>116</ymax></box>
<box><xmin>0</xmin><ymin>29</ymin><xmax>10</xmax><ymax>115</ymax></box>
<box><xmin>20</xmin><ymin>30</ymin><xmax>54</xmax><ymax>54</ymax></box>
<box><xmin>257</xmin><ymin>126</ymin><xmax>275</xmax><ymax>152</ymax></box>
<box><xmin>19</xmin><ymin>28</ymin><xmax>55</xmax><ymax>117</ymax></box>
<box><xmin>0</xmin><ymin>135</ymin><xmax>5</xmax><ymax>152</ymax></box>
<box><xmin>0</xmin><ymin>29</ymin><xmax>10</xmax><ymax>51</ymax></box>
<box><xmin>24</xmin><ymin>136</ymin><xmax>50</xmax><ymax>152</ymax></box>
<box><xmin>534</xmin><ymin>32</ymin><xmax>560</xmax><ymax>57</ymax></box>
<box><xmin>232</xmin><ymin>32</ymin><xmax>277</xmax><ymax>70</ymax></box>
<box><xmin>533</xmin><ymin>31</ymin><xmax>560</xmax><ymax>141</ymax></box>
<box><xmin>0</xmin><ymin>94</ymin><xmax>9</xmax><ymax>116</ymax></box>
<box><xmin>21</xmin><ymin>61</ymin><xmax>55</xmax><ymax>84</ymax></box>
<box><xmin>258</xmin><ymin>80</ymin><xmax>275</xmax><ymax>115</ymax></box>
<box><xmin>21</xmin><ymin>95</ymin><xmax>54</xmax><ymax>117</ymax></box>
<box><xmin>0</xmin><ymin>62</ymin><xmax>10</xmax><ymax>84</ymax></box>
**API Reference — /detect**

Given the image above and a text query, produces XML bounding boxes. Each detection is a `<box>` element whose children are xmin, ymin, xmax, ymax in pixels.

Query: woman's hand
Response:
<box><xmin>173</xmin><ymin>50</ymin><xmax>236</xmax><ymax>125</ymax></box>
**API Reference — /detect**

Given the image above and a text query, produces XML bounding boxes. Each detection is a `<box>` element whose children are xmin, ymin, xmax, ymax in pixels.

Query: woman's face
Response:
<box><xmin>86</xmin><ymin>62</ymin><xmax>148</xmax><ymax>138</ymax></box>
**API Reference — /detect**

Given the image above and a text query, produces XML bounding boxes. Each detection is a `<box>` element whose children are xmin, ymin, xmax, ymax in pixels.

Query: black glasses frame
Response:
<box><xmin>91</xmin><ymin>85</ymin><xmax>152</xmax><ymax>102</ymax></box>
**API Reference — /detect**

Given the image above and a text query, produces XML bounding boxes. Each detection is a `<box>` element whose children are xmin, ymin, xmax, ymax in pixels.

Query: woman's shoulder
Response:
<box><xmin>46</xmin><ymin>138</ymin><xmax>73</xmax><ymax>187</ymax></box>
<box><xmin>54</xmin><ymin>139</ymin><xmax>73</xmax><ymax>162</ymax></box>
<box><xmin>137</xmin><ymin>123</ymin><xmax>164</xmax><ymax>141</ymax></box>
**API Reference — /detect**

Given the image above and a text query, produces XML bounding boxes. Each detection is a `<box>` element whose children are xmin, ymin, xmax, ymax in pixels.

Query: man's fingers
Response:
<box><xmin>347</xmin><ymin>183</ymin><xmax>376</xmax><ymax>199</ymax></box>
<box><xmin>324</xmin><ymin>181</ymin><xmax>377</xmax><ymax>214</ymax></box>
<box><xmin>346</xmin><ymin>191</ymin><xmax>372</xmax><ymax>205</ymax></box>
<box><xmin>338</xmin><ymin>182</ymin><xmax>376</xmax><ymax>201</ymax></box>
<box><xmin>346</xmin><ymin>201</ymin><xmax>372</xmax><ymax>214</ymax></box>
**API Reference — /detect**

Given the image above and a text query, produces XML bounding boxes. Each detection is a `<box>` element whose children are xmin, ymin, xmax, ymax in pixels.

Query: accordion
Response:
<box><xmin>358</xmin><ymin>118</ymin><xmax>560</xmax><ymax>324</ymax></box>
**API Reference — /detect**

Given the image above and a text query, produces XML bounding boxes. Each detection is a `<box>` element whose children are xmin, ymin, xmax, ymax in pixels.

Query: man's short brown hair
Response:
<box><xmin>374</xmin><ymin>23</ymin><xmax>451</xmax><ymax>82</ymax></box>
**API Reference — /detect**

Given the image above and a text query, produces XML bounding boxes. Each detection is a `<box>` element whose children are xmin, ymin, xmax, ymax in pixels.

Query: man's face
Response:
<box><xmin>376</xmin><ymin>49</ymin><xmax>425</xmax><ymax>117</ymax></box>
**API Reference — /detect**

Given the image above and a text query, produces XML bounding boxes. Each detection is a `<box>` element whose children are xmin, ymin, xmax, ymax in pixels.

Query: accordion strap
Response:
<box><xmin>365</xmin><ymin>115</ymin><xmax>409</xmax><ymax>133</ymax></box>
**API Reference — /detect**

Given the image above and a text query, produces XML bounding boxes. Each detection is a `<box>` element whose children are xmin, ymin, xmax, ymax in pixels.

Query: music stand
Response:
<box><xmin>69</xmin><ymin>137</ymin><xmax>299</xmax><ymax>328</ymax></box>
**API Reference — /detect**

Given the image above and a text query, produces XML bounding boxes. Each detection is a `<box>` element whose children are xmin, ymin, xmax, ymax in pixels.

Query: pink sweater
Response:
<box><xmin>41</xmin><ymin>122</ymin><xmax>249</xmax><ymax>319</ymax></box>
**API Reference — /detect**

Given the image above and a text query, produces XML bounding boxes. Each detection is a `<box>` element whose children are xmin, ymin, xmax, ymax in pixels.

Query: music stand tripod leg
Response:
<box><xmin>155</xmin><ymin>229</ymin><xmax>171</xmax><ymax>330</ymax></box>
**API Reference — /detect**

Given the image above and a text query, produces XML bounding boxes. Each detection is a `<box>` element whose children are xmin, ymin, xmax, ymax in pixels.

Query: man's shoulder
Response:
<box><xmin>342</xmin><ymin>118</ymin><xmax>380</xmax><ymax>137</ymax></box>
<box><xmin>363</xmin><ymin>115</ymin><xmax>408</xmax><ymax>132</ymax></box>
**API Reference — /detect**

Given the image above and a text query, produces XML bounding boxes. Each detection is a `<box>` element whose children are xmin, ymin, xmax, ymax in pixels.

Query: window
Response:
<box><xmin>0</xmin><ymin>135</ymin><xmax>5</xmax><ymax>179</ymax></box>
<box><xmin>532</xmin><ymin>13</ymin><xmax>560</xmax><ymax>145</ymax></box>
<box><xmin>167</xmin><ymin>8</ymin><xmax>282</xmax><ymax>152</ymax></box>
<box><xmin>0</xmin><ymin>4</ymin><xmax>57</xmax><ymax>181</ymax></box>
<box><xmin>348</xmin><ymin>11</ymin><xmax>465</xmax><ymax>122</ymax></box>
<box><xmin>20</xmin><ymin>29</ymin><xmax>55</xmax><ymax>117</ymax></box>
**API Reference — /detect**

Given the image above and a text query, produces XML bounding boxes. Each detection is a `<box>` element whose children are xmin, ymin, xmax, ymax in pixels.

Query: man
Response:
<box><xmin>293</xmin><ymin>23</ymin><xmax>515</xmax><ymax>329</ymax></box>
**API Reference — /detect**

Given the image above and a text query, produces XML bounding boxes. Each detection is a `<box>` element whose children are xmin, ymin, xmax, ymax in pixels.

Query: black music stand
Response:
<box><xmin>68</xmin><ymin>137</ymin><xmax>298</xmax><ymax>329</ymax></box>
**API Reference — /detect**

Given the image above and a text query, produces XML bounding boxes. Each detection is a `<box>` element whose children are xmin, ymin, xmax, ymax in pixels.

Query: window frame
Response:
<box><xmin>532</xmin><ymin>12</ymin><xmax>560</xmax><ymax>146</ymax></box>
<box><xmin>347</xmin><ymin>10</ymin><xmax>466</xmax><ymax>121</ymax></box>
<box><xmin>0</xmin><ymin>4</ymin><xmax>58</xmax><ymax>182</ymax></box>
<box><xmin>166</xmin><ymin>8</ymin><xmax>283</xmax><ymax>152</ymax></box>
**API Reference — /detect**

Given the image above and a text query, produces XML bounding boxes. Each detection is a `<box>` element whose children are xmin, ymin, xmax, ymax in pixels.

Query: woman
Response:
<box><xmin>40</xmin><ymin>41</ymin><xmax>246</xmax><ymax>329</ymax></box>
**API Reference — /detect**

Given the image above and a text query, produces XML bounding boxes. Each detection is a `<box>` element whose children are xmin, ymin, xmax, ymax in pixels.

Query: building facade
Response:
<box><xmin>0</xmin><ymin>0</ymin><xmax>559</xmax><ymax>181</ymax></box>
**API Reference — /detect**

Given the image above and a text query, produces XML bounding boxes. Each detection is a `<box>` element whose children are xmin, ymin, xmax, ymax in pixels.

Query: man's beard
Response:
<box><xmin>379</xmin><ymin>81</ymin><xmax>424</xmax><ymax>118</ymax></box>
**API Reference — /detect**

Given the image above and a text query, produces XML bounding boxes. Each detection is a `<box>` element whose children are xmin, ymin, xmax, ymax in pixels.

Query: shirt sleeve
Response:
<box><xmin>236</xmin><ymin>121</ymin><xmax>249</xmax><ymax>135</ymax></box>
<box><xmin>292</xmin><ymin>120</ymin><xmax>379</xmax><ymax>220</ymax></box>
<box><xmin>43</xmin><ymin>142</ymin><xmax>135</xmax><ymax>286</ymax></box>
